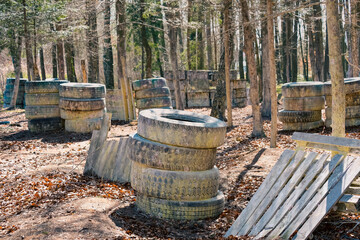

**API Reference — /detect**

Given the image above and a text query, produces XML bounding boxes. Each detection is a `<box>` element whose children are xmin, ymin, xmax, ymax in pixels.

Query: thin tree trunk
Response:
<box><xmin>65</xmin><ymin>40</ymin><xmax>77</xmax><ymax>82</ymax></box>
<box><xmin>324</xmin><ymin>25</ymin><xmax>330</xmax><ymax>81</ymax></box>
<box><xmin>140</xmin><ymin>0</ymin><xmax>152</xmax><ymax>78</ymax></box>
<box><xmin>33</xmin><ymin>17</ymin><xmax>40</xmax><ymax>80</ymax></box>
<box><xmin>81</xmin><ymin>60</ymin><xmax>87</xmax><ymax>83</ymax></box>
<box><xmin>103</xmin><ymin>0</ymin><xmax>114</xmax><ymax>88</ymax></box>
<box><xmin>40</xmin><ymin>47</ymin><xmax>46</xmax><ymax>80</ymax></box>
<box><xmin>197</xmin><ymin>3</ymin><xmax>205</xmax><ymax>70</ymax></box>
<box><xmin>212</xmin><ymin>12</ymin><xmax>218</xmax><ymax>70</ymax></box>
<box><xmin>10</xmin><ymin>36</ymin><xmax>22</xmax><ymax>108</ymax></box>
<box><xmin>327</xmin><ymin>0</ymin><xmax>345</xmax><ymax>137</ymax></box>
<box><xmin>313</xmin><ymin>0</ymin><xmax>325</xmax><ymax>82</ymax></box>
<box><xmin>350</xmin><ymin>0</ymin><xmax>359</xmax><ymax>77</ymax></box>
<box><xmin>205</xmin><ymin>3</ymin><xmax>213</xmax><ymax>70</ymax></box>
<box><xmin>23</xmin><ymin>0</ymin><xmax>35</xmax><ymax>81</ymax></box>
<box><xmin>261</xmin><ymin>1</ymin><xmax>271</xmax><ymax>118</ymax></box>
<box><xmin>267</xmin><ymin>0</ymin><xmax>277</xmax><ymax>148</ymax></box>
<box><xmin>187</xmin><ymin>0</ymin><xmax>192</xmax><ymax>70</ymax></box>
<box><xmin>52</xmin><ymin>44</ymin><xmax>57</xmax><ymax>79</ymax></box>
<box><xmin>86</xmin><ymin>0</ymin><xmax>99</xmax><ymax>83</ymax></box>
<box><xmin>57</xmin><ymin>36</ymin><xmax>65</xmax><ymax>80</ymax></box>
<box><xmin>240</xmin><ymin>0</ymin><xmax>263</xmax><ymax>137</ymax></box>
<box><xmin>224</xmin><ymin>0</ymin><xmax>232</xmax><ymax>126</ymax></box>
<box><xmin>299</xmin><ymin>22</ymin><xmax>307</xmax><ymax>81</ymax></box>
<box><xmin>291</xmin><ymin>3</ymin><xmax>299</xmax><ymax>82</ymax></box>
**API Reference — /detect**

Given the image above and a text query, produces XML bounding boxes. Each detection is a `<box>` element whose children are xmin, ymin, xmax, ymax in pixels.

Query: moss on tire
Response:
<box><xmin>25</xmin><ymin>105</ymin><xmax>60</xmax><ymax>120</ymax></box>
<box><xmin>278</xmin><ymin>110</ymin><xmax>322</xmax><ymax>123</ymax></box>
<box><xmin>135</xmin><ymin>87</ymin><xmax>170</xmax><ymax>99</ymax></box>
<box><xmin>25</xmin><ymin>80</ymin><xmax>68</xmax><ymax>94</ymax></box>
<box><xmin>128</xmin><ymin>133</ymin><xmax>216</xmax><ymax>171</ymax></box>
<box><xmin>59</xmin><ymin>98</ymin><xmax>106</xmax><ymax>111</ymax></box>
<box><xmin>135</xmin><ymin>191</ymin><xmax>225</xmax><ymax>220</ymax></box>
<box><xmin>283</xmin><ymin>96</ymin><xmax>325</xmax><ymax>111</ymax></box>
<box><xmin>25</xmin><ymin>93</ymin><xmax>60</xmax><ymax>106</ymax></box>
<box><xmin>138</xmin><ymin>109</ymin><xmax>227</xmax><ymax>149</ymax></box>
<box><xmin>59</xmin><ymin>83</ymin><xmax>106</xmax><ymax>99</ymax></box>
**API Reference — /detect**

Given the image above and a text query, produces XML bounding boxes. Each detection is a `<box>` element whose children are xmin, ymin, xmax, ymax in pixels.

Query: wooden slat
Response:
<box><xmin>266</xmin><ymin>154</ymin><xmax>343</xmax><ymax>239</ymax></box>
<box><xmin>254</xmin><ymin>153</ymin><xmax>329</xmax><ymax>239</ymax></box>
<box><xmin>224</xmin><ymin>149</ymin><xmax>296</xmax><ymax>237</ymax></box>
<box><xmin>113</xmin><ymin>137</ymin><xmax>131</xmax><ymax>183</ymax></box>
<box><xmin>281</xmin><ymin>156</ymin><xmax>355</xmax><ymax>239</ymax></box>
<box><xmin>294</xmin><ymin>157</ymin><xmax>360</xmax><ymax>240</ymax></box>
<box><xmin>250</xmin><ymin>152</ymin><xmax>318</xmax><ymax>236</ymax></box>
<box><xmin>292</xmin><ymin>132</ymin><xmax>360</xmax><ymax>151</ymax></box>
<box><xmin>236</xmin><ymin>151</ymin><xmax>306</xmax><ymax>236</ymax></box>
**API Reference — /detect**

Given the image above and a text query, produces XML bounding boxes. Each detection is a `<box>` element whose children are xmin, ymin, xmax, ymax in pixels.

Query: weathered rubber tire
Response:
<box><xmin>325</xmin><ymin>93</ymin><xmax>360</xmax><ymax>107</ymax></box>
<box><xmin>278</xmin><ymin>110</ymin><xmax>322</xmax><ymax>123</ymax></box>
<box><xmin>282</xmin><ymin>82</ymin><xmax>324</xmax><ymax>98</ymax></box>
<box><xmin>283</xmin><ymin>96</ymin><xmax>325</xmax><ymax>111</ymax></box>
<box><xmin>25</xmin><ymin>93</ymin><xmax>60</xmax><ymax>106</ymax></box>
<box><xmin>233</xmin><ymin>89</ymin><xmax>247</xmax><ymax>98</ymax></box>
<box><xmin>25</xmin><ymin>105</ymin><xmax>60</xmax><ymax>120</ymax></box>
<box><xmin>28</xmin><ymin>117</ymin><xmax>64</xmax><ymax>132</ymax></box>
<box><xmin>59</xmin><ymin>83</ymin><xmax>106</xmax><ymax>99</ymax></box>
<box><xmin>131</xmin><ymin>162</ymin><xmax>219</xmax><ymax>201</ymax></box>
<box><xmin>325</xmin><ymin>106</ymin><xmax>360</xmax><ymax>119</ymax></box>
<box><xmin>138</xmin><ymin>109</ymin><xmax>227</xmax><ymax>149</ymax></box>
<box><xmin>6</xmin><ymin>78</ymin><xmax>28</xmax><ymax>85</ymax></box>
<box><xmin>282</xmin><ymin>120</ymin><xmax>324</xmax><ymax>131</ymax></box>
<box><xmin>136</xmin><ymin>96</ymin><xmax>172</xmax><ymax>109</ymax></box>
<box><xmin>232</xmin><ymin>81</ymin><xmax>246</xmax><ymax>89</ymax></box>
<box><xmin>65</xmin><ymin>117</ymin><xmax>102</xmax><ymax>133</ymax></box>
<box><xmin>25</xmin><ymin>80</ymin><xmax>68</xmax><ymax>94</ymax></box>
<box><xmin>60</xmin><ymin>108</ymin><xmax>105</xmax><ymax>120</ymax></box>
<box><xmin>132</xmin><ymin>78</ymin><xmax>167</xmax><ymax>91</ymax></box>
<box><xmin>323</xmin><ymin>78</ymin><xmax>360</xmax><ymax>95</ymax></box>
<box><xmin>3</xmin><ymin>92</ymin><xmax>24</xmax><ymax>104</ymax></box>
<box><xmin>135</xmin><ymin>87</ymin><xmax>170</xmax><ymax>99</ymax></box>
<box><xmin>135</xmin><ymin>191</ymin><xmax>225</xmax><ymax>220</ymax></box>
<box><xmin>5</xmin><ymin>85</ymin><xmax>25</xmax><ymax>92</ymax></box>
<box><xmin>128</xmin><ymin>133</ymin><xmax>216</xmax><ymax>171</ymax></box>
<box><xmin>59</xmin><ymin>98</ymin><xmax>106</xmax><ymax>111</ymax></box>
<box><xmin>325</xmin><ymin>118</ymin><xmax>360</xmax><ymax>128</ymax></box>
<box><xmin>233</xmin><ymin>98</ymin><xmax>247</xmax><ymax>108</ymax></box>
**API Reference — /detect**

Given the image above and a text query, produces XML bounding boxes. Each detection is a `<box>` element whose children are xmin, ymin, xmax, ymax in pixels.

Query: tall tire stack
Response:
<box><xmin>279</xmin><ymin>82</ymin><xmax>325</xmax><ymax>131</ymax></box>
<box><xmin>129</xmin><ymin>109</ymin><xmax>227</xmax><ymax>220</ymax></box>
<box><xmin>231</xmin><ymin>79</ymin><xmax>247</xmax><ymax>108</ymax></box>
<box><xmin>25</xmin><ymin>80</ymin><xmax>68</xmax><ymax>132</ymax></box>
<box><xmin>324</xmin><ymin>78</ymin><xmax>360</xmax><ymax>127</ymax></box>
<box><xmin>59</xmin><ymin>83</ymin><xmax>107</xmax><ymax>133</ymax></box>
<box><xmin>3</xmin><ymin>78</ymin><xmax>28</xmax><ymax>108</ymax></box>
<box><xmin>133</xmin><ymin>78</ymin><xmax>172</xmax><ymax>112</ymax></box>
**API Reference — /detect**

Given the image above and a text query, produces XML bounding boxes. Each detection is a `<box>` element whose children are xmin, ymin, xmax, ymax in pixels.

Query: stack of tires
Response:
<box><xmin>128</xmin><ymin>109</ymin><xmax>227</xmax><ymax>220</ymax></box>
<box><xmin>133</xmin><ymin>78</ymin><xmax>172</xmax><ymax>112</ymax></box>
<box><xmin>279</xmin><ymin>82</ymin><xmax>325</xmax><ymax>131</ymax></box>
<box><xmin>324</xmin><ymin>78</ymin><xmax>360</xmax><ymax>127</ymax></box>
<box><xmin>232</xmin><ymin>79</ymin><xmax>247</xmax><ymax>108</ymax></box>
<box><xmin>59</xmin><ymin>83</ymin><xmax>107</xmax><ymax>133</ymax></box>
<box><xmin>3</xmin><ymin>78</ymin><xmax>28</xmax><ymax>108</ymax></box>
<box><xmin>25</xmin><ymin>80</ymin><xmax>68</xmax><ymax>132</ymax></box>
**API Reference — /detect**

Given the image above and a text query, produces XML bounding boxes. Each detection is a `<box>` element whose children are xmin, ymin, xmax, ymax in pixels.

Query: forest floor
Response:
<box><xmin>0</xmin><ymin>106</ymin><xmax>359</xmax><ymax>239</ymax></box>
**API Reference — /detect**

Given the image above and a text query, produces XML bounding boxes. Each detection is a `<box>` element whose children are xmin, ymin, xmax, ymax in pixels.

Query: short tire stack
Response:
<box><xmin>59</xmin><ymin>83</ymin><xmax>106</xmax><ymax>133</ymax></box>
<box><xmin>3</xmin><ymin>78</ymin><xmax>28</xmax><ymax>108</ymax></box>
<box><xmin>128</xmin><ymin>109</ymin><xmax>227</xmax><ymax>220</ymax></box>
<box><xmin>279</xmin><ymin>82</ymin><xmax>325</xmax><ymax>131</ymax></box>
<box><xmin>324</xmin><ymin>78</ymin><xmax>360</xmax><ymax>127</ymax></box>
<box><xmin>132</xmin><ymin>78</ymin><xmax>172</xmax><ymax>112</ymax></box>
<box><xmin>232</xmin><ymin>79</ymin><xmax>247</xmax><ymax>108</ymax></box>
<box><xmin>25</xmin><ymin>80</ymin><xmax>68</xmax><ymax>132</ymax></box>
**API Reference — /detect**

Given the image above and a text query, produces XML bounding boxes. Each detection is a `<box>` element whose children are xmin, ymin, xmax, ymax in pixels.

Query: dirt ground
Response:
<box><xmin>0</xmin><ymin>106</ymin><xmax>359</xmax><ymax>239</ymax></box>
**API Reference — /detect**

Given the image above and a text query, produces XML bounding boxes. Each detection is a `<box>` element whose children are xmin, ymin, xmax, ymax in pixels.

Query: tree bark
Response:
<box><xmin>10</xmin><ymin>35</ymin><xmax>22</xmax><ymax>109</ymax></box>
<box><xmin>327</xmin><ymin>0</ymin><xmax>345</xmax><ymax>137</ymax></box>
<box><xmin>267</xmin><ymin>0</ymin><xmax>277</xmax><ymax>148</ymax></box>
<box><xmin>52</xmin><ymin>44</ymin><xmax>58</xmax><ymax>79</ymax></box>
<box><xmin>140</xmin><ymin>0</ymin><xmax>152</xmax><ymax>78</ymax></box>
<box><xmin>86</xmin><ymin>0</ymin><xmax>99</xmax><ymax>83</ymax></box>
<box><xmin>65</xmin><ymin>40</ymin><xmax>77</xmax><ymax>82</ymax></box>
<box><xmin>261</xmin><ymin>1</ymin><xmax>271</xmax><ymax>118</ymax></box>
<box><xmin>103</xmin><ymin>0</ymin><xmax>114</xmax><ymax>88</ymax></box>
<box><xmin>240</xmin><ymin>0</ymin><xmax>264</xmax><ymax>137</ymax></box>
<box><xmin>197</xmin><ymin>3</ymin><xmax>205</xmax><ymax>70</ymax></box>
<box><xmin>350</xmin><ymin>0</ymin><xmax>359</xmax><ymax>77</ymax></box>
<box><xmin>224</xmin><ymin>0</ymin><xmax>232</xmax><ymax>126</ymax></box>
<box><xmin>56</xmin><ymin>36</ymin><xmax>65</xmax><ymax>80</ymax></box>
<box><xmin>205</xmin><ymin>3</ymin><xmax>213</xmax><ymax>70</ymax></box>
<box><xmin>291</xmin><ymin>3</ymin><xmax>299</xmax><ymax>82</ymax></box>
<box><xmin>39</xmin><ymin>47</ymin><xmax>46</xmax><ymax>80</ymax></box>
<box><xmin>23</xmin><ymin>0</ymin><xmax>35</xmax><ymax>81</ymax></box>
<box><xmin>187</xmin><ymin>0</ymin><xmax>192</xmax><ymax>70</ymax></box>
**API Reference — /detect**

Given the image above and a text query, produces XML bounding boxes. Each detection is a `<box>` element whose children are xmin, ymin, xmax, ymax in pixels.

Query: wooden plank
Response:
<box><xmin>96</xmin><ymin>140</ymin><xmax>119</xmax><ymax>180</ymax></box>
<box><xmin>254</xmin><ymin>153</ymin><xmax>329</xmax><ymax>239</ymax></box>
<box><xmin>292</xmin><ymin>132</ymin><xmax>360</xmax><ymax>151</ymax></box>
<box><xmin>336</xmin><ymin>194</ymin><xmax>360</xmax><ymax>212</ymax></box>
<box><xmin>224</xmin><ymin>149</ymin><xmax>296</xmax><ymax>237</ymax></box>
<box><xmin>281</xmin><ymin>156</ymin><xmax>355</xmax><ymax>239</ymax></box>
<box><xmin>266</xmin><ymin>154</ymin><xmax>343</xmax><ymax>239</ymax></box>
<box><xmin>294</xmin><ymin>157</ymin><xmax>360</xmax><ymax>240</ymax></box>
<box><xmin>236</xmin><ymin>151</ymin><xmax>306</xmax><ymax>236</ymax></box>
<box><xmin>113</xmin><ymin>137</ymin><xmax>131</xmax><ymax>183</ymax></box>
<box><xmin>250</xmin><ymin>152</ymin><xmax>318</xmax><ymax>236</ymax></box>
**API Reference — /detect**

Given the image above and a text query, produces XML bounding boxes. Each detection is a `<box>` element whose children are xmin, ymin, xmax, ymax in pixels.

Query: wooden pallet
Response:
<box><xmin>225</xmin><ymin>132</ymin><xmax>360</xmax><ymax>240</ymax></box>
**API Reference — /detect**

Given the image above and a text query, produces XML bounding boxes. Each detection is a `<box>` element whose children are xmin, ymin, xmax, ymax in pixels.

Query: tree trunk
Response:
<box><xmin>197</xmin><ymin>3</ymin><xmax>205</xmax><ymax>70</ymax></box>
<box><xmin>187</xmin><ymin>0</ymin><xmax>192</xmax><ymax>70</ymax></box>
<box><xmin>267</xmin><ymin>0</ymin><xmax>277</xmax><ymax>148</ymax></box>
<box><xmin>291</xmin><ymin>3</ymin><xmax>299</xmax><ymax>82</ymax></box>
<box><xmin>212</xmin><ymin>12</ymin><xmax>218</xmax><ymax>70</ymax></box>
<box><xmin>261</xmin><ymin>1</ymin><xmax>271</xmax><ymax>118</ymax></box>
<box><xmin>23</xmin><ymin>0</ymin><xmax>35</xmax><ymax>81</ymax></box>
<box><xmin>86</xmin><ymin>0</ymin><xmax>99</xmax><ymax>83</ymax></box>
<box><xmin>240</xmin><ymin>0</ymin><xmax>264</xmax><ymax>137</ymax></box>
<box><xmin>52</xmin><ymin>44</ymin><xmax>58</xmax><ymax>79</ymax></box>
<box><xmin>327</xmin><ymin>0</ymin><xmax>345</xmax><ymax>137</ymax></box>
<box><xmin>224</xmin><ymin>0</ymin><xmax>232</xmax><ymax>126</ymax></box>
<box><xmin>313</xmin><ymin>0</ymin><xmax>325</xmax><ymax>82</ymax></box>
<box><xmin>324</xmin><ymin>25</ymin><xmax>330</xmax><ymax>81</ymax></box>
<box><xmin>205</xmin><ymin>4</ymin><xmax>213</xmax><ymax>70</ymax></box>
<box><xmin>65</xmin><ymin>40</ymin><xmax>77</xmax><ymax>82</ymax></box>
<box><xmin>57</xmin><ymin>37</ymin><xmax>65</xmax><ymax>80</ymax></box>
<box><xmin>350</xmin><ymin>0</ymin><xmax>359</xmax><ymax>77</ymax></box>
<box><xmin>103</xmin><ymin>0</ymin><xmax>114</xmax><ymax>88</ymax></box>
<box><xmin>299</xmin><ymin>22</ymin><xmax>308</xmax><ymax>81</ymax></box>
<box><xmin>40</xmin><ymin>47</ymin><xmax>46</xmax><ymax>80</ymax></box>
<box><xmin>32</xmin><ymin>18</ymin><xmax>40</xmax><ymax>80</ymax></box>
<box><xmin>140</xmin><ymin>0</ymin><xmax>152</xmax><ymax>78</ymax></box>
<box><xmin>10</xmin><ymin>36</ymin><xmax>22</xmax><ymax>109</ymax></box>
<box><xmin>167</xmin><ymin>2</ymin><xmax>184</xmax><ymax>110</ymax></box>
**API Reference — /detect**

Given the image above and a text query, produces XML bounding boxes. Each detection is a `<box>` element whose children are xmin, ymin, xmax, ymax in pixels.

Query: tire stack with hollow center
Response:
<box><xmin>132</xmin><ymin>78</ymin><xmax>172</xmax><ymax>112</ymax></box>
<box><xmin>279</xmin><ymin>82</ymin><xmax>325</xmax><ymax>131</ymax></box>
<box><xmin>3</xmin><ymin>78</ymin><xmax>28</xmax><ymax>108</ymax></box>
<box><xmin>324</xmin><ymin>78</ymin><xmax>360</xmax><ymax>127</ymax></box>
<box><xmin>59</xmin><ymin>83</ymin><xmax>106</xmax><ymax>133</ymax></box>
<box><xmin>25</xmin><ymin>80</ymin><xmax>68</xmax><ymax>132</ymax></box>
<box><xmin>128</xmin><ymin>109</ymin><xmax>227</xmax><ymax>220</ymax></box>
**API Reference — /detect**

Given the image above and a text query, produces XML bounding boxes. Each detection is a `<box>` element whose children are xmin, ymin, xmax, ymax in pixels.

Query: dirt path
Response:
<box><xmin>0</xmin><ymin>107</ymin><xmax>359</xmax><ymax>239</ymax></box>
